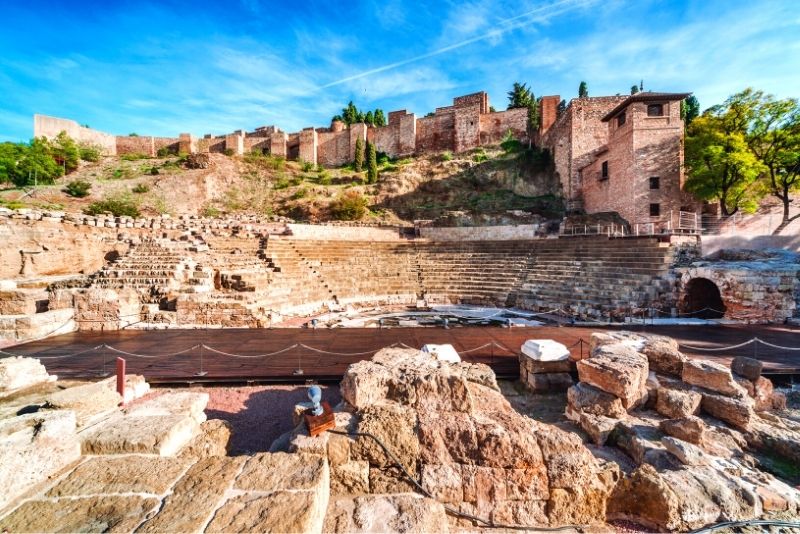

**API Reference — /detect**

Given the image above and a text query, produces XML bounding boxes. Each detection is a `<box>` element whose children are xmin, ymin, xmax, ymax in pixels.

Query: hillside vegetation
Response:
<box><xmin>0</xmin><ymin>139</ymin><xmax>563</xmax><ymax>224</ymax></box>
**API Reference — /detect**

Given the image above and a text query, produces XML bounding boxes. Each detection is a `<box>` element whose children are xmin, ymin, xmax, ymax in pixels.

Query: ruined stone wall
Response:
<box><xmin>317</xmin><ymin>129</ymin><xmax>351</xmax><ymax>167</ymax></box>
<box><xmin>677</xmin><ymin>265</ymin><xmax>799</xmax><ymax>323</ymax></box>
<box><xmin>243</xmin><ymin>136</ymin><xmax>270</xmax><ymax>154</ymax></box>
<box><xmin>453</xmin><ymin>105</ymin><xmax>482</xmax><ymax>153</ymax></box>
<box><xmin>702</xmin><ymin>235</ymin><xmax>800</xmax><ymax>255</ymax></box>
<box><xmin>115</xmin><ymin>135</ymin><xmax>182</xmax><ymax>157</ymax></box>
<box><xmin>286</xmin><ymin>223</ymin><xmax>401</xmax><ymax>241</ymax></box>
<box><xmin>479</xmin><ymin>108</ymin><xmax>528</xmax><ymax>146</ymax></box>
<box><xmin>196</xmin><ymin>136</ymin><xmax>225</xmax><ymax>153</ymax></box>
<box><xmin>539</xmin><ymin>95</ymin><xmax>560</xmax><ymax>135</ymax></box>
<box><xmin>453</xmin><ymin>91</ymin><xmax>489</xmax><ymax>114</ymax></box>
<box><xmin>540</xmin><ymin>97</ymin><xmax>626</xmax><ymax>201</ymax></box>
<box><xmin>33</xmin><ymin>115</ymin><xmax>117</xmax><ymax>155</ymax></box>
<box><xmin>0</xmin><ymin>219</ymin><xmax>128</xmax><ymax>279</ymax></box>
<box><xmin>370</xmin><ymin>112</ymin><xmax>416</xmax><ymax>158</ymax></box>
<box><xmin>416</xmin><ymin>113</ymin><xmax>455</xmax><ymax>153</ymax></box>
<box><xmin>270</xmin><ymin>132</ymin><xmax>288</xmax><ymax>158</ymax></box>
<box><xmin>419</xmin><ymin>224</ymin><xmax>541</xmax><ymax>241</ymax></box>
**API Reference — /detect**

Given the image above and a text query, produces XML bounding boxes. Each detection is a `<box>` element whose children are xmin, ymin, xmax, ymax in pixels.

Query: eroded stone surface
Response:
<box><xmin>324</xmin><ymin>494</ymin><xmax>449</xmax><ymax>533</ymax></box>
<box><xmin>0</xmin><ymin>410</ymin><xmax>81</xmax><ymax>509</ymax></box>
<box><xmin>80</xmin><ymin>413</ymin><xmax>198</xmax><ymax>456</ymax></box>
<box><xmin>205</xmin><ymin>491</ymin><xmax>322</xmax><ymax>534</ymax></box>
<box><xmin>683</xmin><ymin>359</ymin><xmax>747</xmax><ymax>398</ymax></box>
<box><xmin>126</xmin><ymin>391</ymin><xmax>209</xmax><ymax>423</ymax></box>
<box><xmin>44</xmin><ymin>381</ymin><xmax>122</xmax><ymax>427</ymax></box>
<box><xmin>235</xmin><ymin>451</ymin><xmax>328</xmax><ymax>492</ymax></box>
<box><xmin>0</xmin><ymin>356</ymin><xmax>53</xmax><ymax>393</ymax></box>
<box><xmin>576</xmin><ymin>344</ymin><xmax>649</xmax><ymax>409</ymax></box>
<box><xmin>46</xmin><ymin>455</ymin><xmax>190</xmax><ymax>497</ymax></box>
<box><xmin>138</xmin><ymin>456</ymin><xmax>245</xmax><ymax>533</ymax></box>
<box><xmin>0</xmin><ymin>495</ymin><xmax>159</xmax><ymax>533</ymax></box>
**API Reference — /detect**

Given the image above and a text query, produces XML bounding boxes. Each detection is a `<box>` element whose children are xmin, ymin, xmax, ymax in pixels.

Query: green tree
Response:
<box><xmin>578</xmin><ymin>81</ymin><xmax>588</xmax><ymax>98</ymax></box>
<box><xmin>364</xmin><ymin>110</ymin><xmax>374</xmax><ymax>126</ymax></box>
<box><xmin>51</xmin><ymin>131</ymin><xmax>80</xmax><ymax>173</ymax></box>
<box><xmin>0</xmin><ymin>142</ymin><xmax>25</xmax><ymax>184</ymax></box>
<box><xmin>507</xmin><ymin>82</ymin><xmax>534</xmax><ymax>109</ymax></box>
<box><xmin>353</xmin><ymin>137</ymin><xmax>365</xmax><ymax>172</ymax></box>
<box><xmin>681</xmin><ymin>95</ymin><xmax>701</xmax><ymax>125</ymax></box>
<box><xmin>374</xmin><ymin>109</ymin><xmax>386</xmax><ymax>127</ymax></box>
<box><xmin>630</xmin><ymin>84</ymin><xmax>639</xmax><ymax>95</ymax></box>
<box><xmin>507</xmin><ymin>82</ymin><xmax>539</xmax><ymax>134</ymax></box>
<box><xmin>743</xmin><ymin>89</ymin><xmax>800</xmax><ymax>234</ymax></box>
<box><xmin>685</xmin><ymin>95</ymin><xmax>765</xmax><ymax>216</ymax></box>
<box><xmin>557</xmin><ymin>99</ymin><xmax>567</xmax><ymax>117</ymax></box>
<box><xmin>366</xmin><ymin>141</ymin><xmax>378</xmax><ymax>184</ymax></box>
<box><xmin>329</xmin><ymin>190</ymin><xmax>368</xmax><ymax>220</ymax></box>
<box><xmin>16</xmin><ymin>137</ymin><xmax>63</xmax><ymax>186</ymax></box>
<box><xmin>341</xmin><ymin>101</ymin><xmax>359</xmax><ymax>125</ymax></box>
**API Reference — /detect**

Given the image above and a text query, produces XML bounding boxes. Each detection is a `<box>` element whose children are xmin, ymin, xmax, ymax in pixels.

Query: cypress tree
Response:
<box><xmin>366</xmin><ymin>142</ymin><xmax>378</xmax><ymax>184</ymax></box>
<box><xmin>578</xmin><ymin>81</ymin><xmax>588</xmax><ymax>98</ymax></box>
<box><xmin>354</xmin><ymin>137</ymin><xmax>365</xmax><ymax>172</ymax></box>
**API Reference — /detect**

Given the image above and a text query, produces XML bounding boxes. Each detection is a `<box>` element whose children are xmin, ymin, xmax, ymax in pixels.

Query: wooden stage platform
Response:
<box><xmin>4</xmin><ymin>324</ymin><xmax>799</xmax><ymax>383</ymax></box>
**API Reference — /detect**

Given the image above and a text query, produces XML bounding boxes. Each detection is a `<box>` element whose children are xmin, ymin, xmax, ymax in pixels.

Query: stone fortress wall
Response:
<box><xmin>34</xmin><ymin>91</ymin><xmax>528</xmax><ymax>166</ymax></box>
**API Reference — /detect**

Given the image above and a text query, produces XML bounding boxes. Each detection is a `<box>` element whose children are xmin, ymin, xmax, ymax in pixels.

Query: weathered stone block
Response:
<box><xmin>640</xmin><ymin>336</ymin><xmax>686</xmax><ymax>376</ymax></box>
<box><xmin>731</xmin><ymin>356</ymin><xmax>763</xmax><ymax>381</ymax></box>
<box><xmin>701</xmin><ymin>392</ymin><xmax>755</xmax><ymax>430</ymax></box>
<box><xmin>0</xmin><ymin>356</ymin><xmax>53</xmax><ymax>392</ymax></box>
<box><xmin>331</xmin><ymin>460</ymin><xmax>369</xmax><ymax>495</ymax></box>
<box><xmin>126</xmin><ymin>391</ymin><xmax>208</xmax><ymax>423</ymax></box>
<box><xmin>323</xmin><ymin>494</ymin><xmax>448</xmax><ymax>533</ymax></box>
<box><xmin>0</xmin><ymin>410</ymin><xmax>81</xmax><ymax>510</ymax></box>
<box><xmin>44</xmin><ymin>381</ymin><xmax>122</xmax><ymax>427</ymax></box>
<box><xmin>567</xmin><ymin>382</ymin><xmax>626</xmax><ymax>418</ymax></box>
<box><xmin>655</xmin><ymin>386</ymin><xmax>702</xmax><ymax>419</ymax></box>
<box><xmin>79</xmin><ymin>414</ymin><xmax>198</xmax><ymax>456</ymax></box>
<box><xmin>683</xmin><ymin>359</ymin><xmax>747</xmax><ymax>398</ymax></box>
<box><xmin>577</xmin><ymin>344</ymin><xmax>649</xmax><ymax>409</ymax></box>
<box><xmin>661</xmin><ymin>436</ymin><xmax>708</xmax><ymax>466</ymax></box>
<box><xmin>525</xmin><ymin>371</ymin><xmax>573</xmax><ymax>392</ymax></box>
<box><xmin>659</xmin><ymin>416</ymin><xmax>705</xmax><ymax>445</ymax></box>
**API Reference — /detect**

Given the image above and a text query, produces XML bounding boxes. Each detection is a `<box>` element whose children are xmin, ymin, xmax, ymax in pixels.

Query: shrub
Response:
<box><xmin>291</xmin><ymin>187</ymin><xmax>308</xmax><ymax>200</ymax></box>
<box><xmin>473</xmin><ymin>150</ymin><xmax>489</xmax><ymax>163</ymax></box>
<box><xmin>110</xmin><ymin>167</ymin><xmax>135</xmax><ymax>180</ymax></box>
<box><xmin>85</xmin><ymin>197</ymin><xmax>140</xmax><ymax>217</ymax></box>
<box><xmin>78</xmin><ymin>144</ymin><xmax>102</xmax><ymax>162</ymax></box>
<box><xmin>156</xmin><ymin>147</ymin><xmax>173</xmax><ymax>157</ymax></box>
<box><xmin>63</xmin><ymin>180</ymin><xmax>91</xmax><ymax>198</ymax></box>
<box><xmin>500</xmin><ymin>130</ymin><xmax>522</xmax><ymax>153</ymax></box>
<box><xmin>289</xmin><ymin>176</ymin><xmax>303</xmax><ymax>186</ymax></box>
<box><xmin>132</xmin><ymin>183</ymin><xmax>150</xmax><ymax>194</ymax></box>
<box><xmin>120</xmin><ymin>152</ymin><xmax>149</xmax><ymax>161</ymax></box>
<box><xmin>51</xmin><ymin>131</ymin><xmax>80</xmax><ymax>173</ymax></box>
<box><xmin>317</xmin><ymin>169</ymin><xmax>332</xmax><ymax>186</ymax></box>
<box><xmin>274</xmin><ymin>175</ymin><xmax>290</xmax><ymax>189</ymax></box>
<box><xmin>376</xmin><ymin>151</ymin><xmax>390</xmax><ymax>166</ymax></box>
<box><xmin>202</xmin><ymin>206</ymin><xmax>221</xmax><ymax>217</ymax></box>
<box><xmin>441</xmin><ymin>151</ymin><xmax>453</xmax><ymax>161</ymax></box>
<box><xmin>223</xmin><ymin>148</ymin><xmax>235</xmax><ymax>157</ymax></box>
<box><xmin>149</xmin><ymin>166</ymin><xmax>159</xmax><ymax>175</ymax></box>
<box><xmin>300</xmin><ymin>159</ymin><xmax>314</xmax><ymax>172</ymax></box>
<box><xmin>329</xmin><ymin>190</ymin><xmax>368</xmax><ymax>220</ymax></box>
<box><xmin>244</xmin><ymin>151</ymin><xmax>284</xmax><ymax>171</ymax></box>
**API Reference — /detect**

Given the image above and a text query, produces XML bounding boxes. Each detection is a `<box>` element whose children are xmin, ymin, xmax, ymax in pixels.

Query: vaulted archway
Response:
<box><xmin>683</xmin><ymin>277</ymin><xmax>725</xmax><ymax>319</ymax></box>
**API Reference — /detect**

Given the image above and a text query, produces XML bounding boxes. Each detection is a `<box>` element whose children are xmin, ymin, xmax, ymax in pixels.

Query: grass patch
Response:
<box><xmin>120</xmin><ymin>152</ymin><xmax>150</xmax><ymax>161</ymax></box>
<box><xmin>132</xmin><ymin>183</ymin><xmax>150</xmax><ymax>194</ymax></box>
<box><xmin>85</xmin><ymin>196</ymin><xmax>140</xmax><ymax>217</ymax></box>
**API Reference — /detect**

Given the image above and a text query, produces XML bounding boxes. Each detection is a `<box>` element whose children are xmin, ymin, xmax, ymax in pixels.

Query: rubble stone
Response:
<box><xmin>640</xmin><ymin>335</ymin><xmax>686</xmax><ymax>376</ymax></box>
<box><xmin>576</xmin><ymin>344</ymin><xmax>649</xmax><ymax>409</ymax></box>
<box><xmin>0</xmin><ymin>356</ymin><xmax>54</xmax><ymax>392</ymax></box>
<box><xmin>659</xmin><ymin>416</ymin><xmax>705</xmax><ymax>445</ymax></box>
<box><xmin>323</xmin><ymin>494</ymin><xmax>449</xmax><ymax>533</ymax></box>
<box><xmin>567</xmin><ymin>382</ymin><xmax>626</xmax><ymax>418</ymax></box>
<box><xmin>731</xmin><ymin>356</ymin><xmax>763</xmax><ymax>381</ymax></box>
<box><xmin>655</xmin><ymin>385</ymin><xmax>702</xmax><ymax>419</ymax></box>
<box><xmin>79</xmin><ymin>413</ymin><xmax>198</xmax><ymax>456</ymax></box>
<box><xmin>44</xmin><ymin>381</ymin><xmax>122</xmax><ymax>427</ymax></box>
<box><xmin>683</xmin><ymin>359</ymin><xmax>747</xmax><ymax>398</ymax></box>
<box><xmin>701</xmin><ymin>392</ymin><xmax>756</xmax><ymax>431</ymax></box>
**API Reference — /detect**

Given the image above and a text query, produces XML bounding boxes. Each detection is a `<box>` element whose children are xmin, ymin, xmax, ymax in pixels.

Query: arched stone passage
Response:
<box><xmin>683</xmin><ymin>277</ymin><xmax>725</xmax><ymax>319</ymax></box>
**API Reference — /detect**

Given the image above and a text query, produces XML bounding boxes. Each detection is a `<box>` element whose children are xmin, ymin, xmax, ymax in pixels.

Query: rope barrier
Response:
<box><xmin>102</xmin><ymin>343</ymin><xmax>202</xmax><ymax>359</ymax></box>
<box><xmin>200</xmin><ymin>344</ymin><xmax>300</xmax><ymax>359</ymax></box>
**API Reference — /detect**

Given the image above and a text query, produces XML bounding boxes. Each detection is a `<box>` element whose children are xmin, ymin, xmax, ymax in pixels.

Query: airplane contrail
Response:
<box><xmin>319</xmin><ymin>0</ymin><xmax>596</xmax><ymax>89</ymax></box>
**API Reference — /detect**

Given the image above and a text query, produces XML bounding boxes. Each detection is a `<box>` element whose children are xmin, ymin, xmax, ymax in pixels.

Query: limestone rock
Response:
<box><xmin>610</xmin><ymin>421</ymin><xmax>667</xmax><ymax>466</ymax></box>
<box><xmin>662</xmin><ymin>436</ymin><xmax>708</xmax><ymax>466</ymax></box>
<box><xmin>126</xmin><ymin>391</ymin><xmax>208</xmax><ymax>423</ymax></box>
<box><xmin>80</xmin><ymin>413</ymin><xmax>198</xmax><ymax>456</ymax></box>
<box><xmin>521</xmin><ymin>339</ymin><xmax>570</xmax><ymax>361</ymax></box>
<box><xmin>567</xmin><ymin>382</ymin><xmax>626</xmax><ymax>419</ymax></box>
<box><xmin>350</xmin><ymin>404</ymin><xmax>419</xmax><ymax>474</ymax></box>
<box><xmin>331</xmin><ymin>460</ymin><xmax>369</xmax><ymax>495</ymax></box>
<box><xmin>0</xmin><ymin>356</ymin><xmax>53</xmax><ymax>392</ymax></box>
<box><xmin>576</xmin><ymin>344</ymin><xmax>649</xmax><ymax>409</ymax></box>
<box><xmin>178</xmin><ymin>419</ymin><xmax>232</xmax><ymax>461</ymax></box>
<box><xmin>640</xmin><ymin>335</ymin><xmax>686</xmax><ymax>376</ymax></box>
<box><xmin>656</xmin><ymin>385</ymin><xmax>702</xmax><ymax>419</ymax></box>
<box><xmin>46</xmin><ymin>455</ymin><xmax>190</xmax><ymax>497</ymax></box>
<box><xmin>644</xmin><ymin>372</ymin><xmax>660</xmax><ymax>410</ymax></box>
<box><xmin>731</xmin><ymin>356</ymin><xmax>763</xmax><ymax>381</ymax></box>
<box><xmin>138</xmin><ymin>456</ymin><xmax>246</xmax><ymax>533</ymax></box>
<box><xmin>683</xmin><ymin>359</ymin><xmax>747</xmax><ymax>398</ymax></box>
<box><xmin>323</xmin><ymin>494</ymin><xmax>449</xmax><ymax>533</ymax></box>
<box><xmin>235</xmin><ymin>452</ymin><xmax>329</xmax><ymax>493</ymax></box>
<box><xmin>421</xmin><ymin>463</ymin><xmax>463</xmax><ymax>503</ymax></box>
<box><xmin>701</xmin><ymin>391</ymin><xmax>755</xmax><ymax>431</ymax></box>
<box><xmin>44</xmin><ymin>380</ymin><xmax>122</xmax><ymax>427</ymax></box>
<box><xmin>0</xmin><ymin>495</ymin><xmax>160</xmax><ymax>533</ymax></box>
<box><xmin>206</xmin><ymin>491</ymin><xmax>324</xmax><ymax>533</ymax></box>
<box><xmin>100</xmin><ymin>374</ymin><xmax>150</xmax><ymax>404</ymax></box>
<box><xmin>0</xmin><ymin>410</ymin><xmax>81</xmax><ymax>510</ymax></box>
<box><xmin>565</xmin><ymin>406</ymin><xmax>619</xmax><ymax>446</ymax></box>
<box><xmin>752</xmin><ymin>376</ymin><xmax>775</xmax><ymax>412</ymax></box>
<box><xmin>659</xmin><ymin>416</ymin><xmax>705</xmax><ymax>445</ymax></box>
<box><xmin>524</xmin><ymin>371</ymin><xmax>573</xmax><ymax>392</ymax></box>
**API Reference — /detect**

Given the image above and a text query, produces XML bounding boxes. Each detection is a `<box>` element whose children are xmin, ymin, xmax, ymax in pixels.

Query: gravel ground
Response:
<box><xmin>188</xmin><ymin>384</ymin><xmax>341</xmax><ymax>454</ymax></box>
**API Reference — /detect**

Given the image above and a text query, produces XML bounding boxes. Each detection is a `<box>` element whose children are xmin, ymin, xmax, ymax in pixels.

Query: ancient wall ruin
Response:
<box><xmin>33</xmin><ymin>115</ymin><xmax>117</xmax><ymax>155</ymax></box>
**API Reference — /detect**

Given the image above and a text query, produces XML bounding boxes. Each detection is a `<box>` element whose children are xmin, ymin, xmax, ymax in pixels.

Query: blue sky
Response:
<box><xmin>1</xmin><ymin>0</ymin><xmax>798</xmax><ymax>142</ymax></box>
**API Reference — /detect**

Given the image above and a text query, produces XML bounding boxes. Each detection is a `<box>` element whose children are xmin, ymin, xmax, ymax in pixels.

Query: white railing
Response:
<box><xmin>561</xmin><ymin>211</ymin><xmax>700</xmax><ymax>237</ymax></box>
